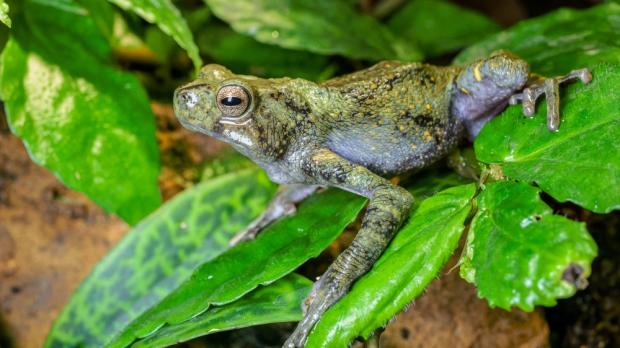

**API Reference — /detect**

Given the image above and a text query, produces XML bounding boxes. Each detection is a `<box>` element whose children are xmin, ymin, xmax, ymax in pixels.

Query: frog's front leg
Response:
<box><xmin>508</xmin><ymin>69</ymin><xmax>592</xmax><ymax>131</ymax></box>
<box><xmin>284</xmin><ymin>148</ymin><xmax>413</xmax><ymax>347</ymax></box>
<box><xmin>229</xmin><ymin>184</ymin><xmax>319</xmax><ymax>246</ymax></box>
<box><xmin>452</xmin><ymin>51</ymin><xmax>592</xmax><ymax>138</ymax></box>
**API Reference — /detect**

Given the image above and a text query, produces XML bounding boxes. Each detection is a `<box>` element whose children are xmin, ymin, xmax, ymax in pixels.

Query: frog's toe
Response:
<box><xmin>561</xmin><ymin>68</ymin><xmax>592</xmax><ymax>84</ymax></box>
<box><xmin>283</xmin><ymin>301</ymin><xmax>326</xmax><ymax>348</ymax></box>
<box><xmin>284</xmin><ymin>275</ymin><xmax>346</xmax><ymax>347</ymax></box>
<box><xmin>522</xmin><ymin>86</ymin><xmax>543</xmax><ymax>117</ymax></box>
<box><xmin>301</xmin><ymin>280</ymin><xmax>320</xmax><ymax>316</ymax></box>
<box><xmin>508</xmin><ymin>68</ymin><xmax>592</xmax><ymax>131</ymax></box>
<box><xmin>228</xmin><ymin>224</ymin><xmax>261</xmax><ymax>246</ymax></box>
<box><xmin>509</xmin><ymin>82</ymin><xmax>545</xmax><ymax>117</ymax></box>
<box><xmin>508</xmin><ymin>92</ymin><xmax>522</xmax><ymax>105</ymax></box>
<box><xmin>283</xmin><ymin>324</ymin><xmax>309</xmax><ymax>348</ymax></box>
<box><xmin>542</xmin><ymin>67</ymin><xmax>592</xmax><ymax>131</ymax></box>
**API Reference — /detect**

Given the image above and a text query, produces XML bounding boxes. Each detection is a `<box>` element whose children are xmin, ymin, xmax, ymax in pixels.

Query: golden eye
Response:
<box><xmin>216</xmin><ymin>85</ymin><xmax>250</xmax><ymax>117</ymax></box>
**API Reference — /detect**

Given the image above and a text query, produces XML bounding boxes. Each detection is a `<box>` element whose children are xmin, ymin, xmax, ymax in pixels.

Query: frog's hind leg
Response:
<box><xmin>283</xmin><ymin>148</ymin><xmax>412</xmax><ymax>347</ymax></box>
<box><xmin>508</xmin><ymin>68</ymin><xmax>592</xmax><ymax>131</ymax></box>
<box><xmin>229</xmin><ymin>184</ymin><xmax>318</xmax><ymax>246</ymax></box>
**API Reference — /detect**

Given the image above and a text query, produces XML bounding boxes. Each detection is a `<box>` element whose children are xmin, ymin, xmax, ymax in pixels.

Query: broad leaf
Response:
<box><xmin>107</xmin><ymin>0</ymin><xmax>202</xmax><ymax>69</ymax></box>
<box><xmin>460</xmin><ymin>181</ymin><xmax>597</xmax><ymax>311</ymax></box>
<box><xmin>204</xmin><ymin>0</ymin><xmax>422</xmax><ymax>61</ymax></box>
<box><xmin>14</xmin><ymin>0</ymin><xmax>112</xmax><ymax>63</ymax></box>
<box><xmin>0</xmin><ymin>0</ymin><xmax>10</xmax><ymax>27</ymax></box>
<box><xmin>107</xmin><ymin>188</ymin><xmax>367</xmax><ymax>347</ymax></box>
<box><xmin>0</xmin><ymin>0</ymin><xmax>161</xmax><ymax>224</ymax></box>
<box><xmin>79</xmin><ymin>0</ymin><xmax>116</xmax><ymax>42</ymax></box>
<box><xmin>475</xmin><ymin>64</ymin><xmax>620</xmax><ymax>213</ymax></box>
<box><xmin>197</xmin><ymin>24</ymin><xmax>332</xmax><ymax>80</ymax></box>
<box><xmin>45</xmin><ymin>168</ymin><xmax>277</xmax><ymax>347</ymax></box>
<box><xmin>454</xmin><ymin>4</ymin><xmax>620</xmax><ymax>76</ymax></box>
<box><xmin>388</xmin><ymin>0</ymin><xmax>499</xmax><ymax>57</ymax></box>
<box><xmin>132</xmin><ymin>274</ymin><xmax>312</xmax><ymax>347</ymax></box>
<box><xmin>307</xmin><ymin>183</ymin><xmax>476</xmax><ymax>347</ymax></box>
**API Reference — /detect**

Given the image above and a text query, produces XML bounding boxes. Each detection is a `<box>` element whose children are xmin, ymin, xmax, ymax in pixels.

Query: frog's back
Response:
<box><xmin>321</xmin><ymin>61</ymin><xmax>466</xmax><ymax>175</ymax></box>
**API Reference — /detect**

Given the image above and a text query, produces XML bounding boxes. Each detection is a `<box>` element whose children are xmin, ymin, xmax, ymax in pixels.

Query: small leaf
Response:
<box><xmin>45</xmin><ymin>168</ymin><xmax>277</xmax><ymax>347</ymax></box>
<box><xmin>306</xmin><ymin>183</ymin><xmax>476</xmax><ymax>347</ymax></box>
<box><xmin>197</xmin><ymin>24</ymin><xmax>332</xmax><ymax>80</ymax></box>
<box><xmin>1</xmin><ymin>1</ymin><xmax>161</xmax><ymax>224</ymax></box>
<box><xmin>132</xmin><ymin>274</ymin><xmax>312</xmax><ymax>347</ymax></box>
<box><xmin>460</xmin><ymin>181</ymin><xmax>597</xmax><ymax>311</ymax></box>
<box><xmin>107</xmin><ymin>0</ymin><xmax>202</xmax><ymax>69</ymax></box>
<box><xmin>204</xmin><ymin>0</ymin><xmax>422</xmax><ymax>61</ymax></box>
<box><xmin>454</xmin><ymin>3</ymin><xmax>620</xmax><ymax>76</ymax></box>
<box><xmin>107</xmin><ymin>188</ymin><xmax>367</xmax><ymax>348</ymax></box>
<box><xmin>0</xmin><ymin>0</ymin><xmax>10</xmax><ymax>28</ymax></box>
<box><xmin>475</xmin><ymin>64</ymin><xmax>620</xmax><ymax>213</ymax></box>
<box><xmin>388</xmin><ymin>0</ymin><xmax>499</xmax><ymax>57</ymax></box>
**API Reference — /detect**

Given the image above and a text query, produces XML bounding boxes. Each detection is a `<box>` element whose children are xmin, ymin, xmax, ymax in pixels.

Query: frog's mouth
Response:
<box><xmin>176</xmin><ymin>117</ymin><xmax>204</xmax><ymax>133</ymax></box>
<box><xmin>218</xmin><ymin>115</ymin><xmax>252</xmax><ymax>126</ymax></box>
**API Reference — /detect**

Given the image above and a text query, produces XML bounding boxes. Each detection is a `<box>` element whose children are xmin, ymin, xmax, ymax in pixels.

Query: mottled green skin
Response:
<box><xmin>173</xmin><ymin>51</ymin><xmax>585</xmax><ymax>347</ymax></box>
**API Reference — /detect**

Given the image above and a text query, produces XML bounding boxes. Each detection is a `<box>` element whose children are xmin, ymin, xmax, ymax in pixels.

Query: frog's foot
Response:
<box><xmin>283</xmin><ymin>272</ymin><xmax>348</xmax><ymax>348</ymax></box>
<box><xmin>508</xmin><ymin>68</ymin><xmax>592</xmax><ymax>131</ymax></box>
<box><xmin>229</xmin><ymin>184</ymin><xmax>318</xmax><ymax>246</ymax></box>
<box><xmin>228</xmin><ymin>215</ymin><xmax>279</xmax><ymax>246</ymax></box>
<box><xmin>447</xmin><ymin>149</ymin><xmax>480</xmax><ymax>181</ymax></box>
<box><xmin>229</xmin><ymin>201</ymin><xmax>297</xmax><ymax>246</ymax></box>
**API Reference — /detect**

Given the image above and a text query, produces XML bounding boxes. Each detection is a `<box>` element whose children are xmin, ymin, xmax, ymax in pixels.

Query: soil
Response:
<box><xmin>0</xmin><ymin>112</ymin><xmax>128</xmax><ymax>348</ymax></box>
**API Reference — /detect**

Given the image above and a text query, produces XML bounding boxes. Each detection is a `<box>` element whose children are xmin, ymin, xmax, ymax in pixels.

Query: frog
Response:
<box><xmin>173</xmin><ymin>50</ymin><xmax>591</xmax><ymax>347</ymax></box>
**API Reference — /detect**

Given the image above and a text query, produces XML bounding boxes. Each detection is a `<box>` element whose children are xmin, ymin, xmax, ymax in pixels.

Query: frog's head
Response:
<box><xmin>174</xmin><ymin>64</ymin><xmax>322</xmax><ymax>161</ymax></box>
<box><xmin>173</xmin><ymin>64</ymin><xmax>257</xmax><ymax>138</ymax></box>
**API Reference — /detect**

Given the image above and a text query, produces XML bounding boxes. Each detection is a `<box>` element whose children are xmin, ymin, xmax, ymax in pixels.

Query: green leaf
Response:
<box><xmin>204</xmin><ymin>0</ymin><xmax>422</xmax><ymax>61</ymax></box>
<box><xmin>388</xmin><ymin>0</ymin><xmax>499</xmax><ymax>57</ymax></box>
<box><xmin>454</xmin><ymin>4</ymin><xmax>620</xmax><ymax>76</ymax></box>
<box><xmin>199</xmin><ymin>149</ymin><xmax>255</xmax><ymax>182</ymax></box>
<box><xmin>132</xmin><ymin>274</ymin><xmax>312</xmax><ymax>347</ymax></box>
<box><xmin>460</xmin><ymin>181</ymin><xmax>597</xmax><ymax>311</ymax></box>
<box><xmin>107</xmin><ymin>188</ymin><xmax>367</xmax><ymax>347</ymax></box>
<box><xmin>306</xmin><ymin>183</ymin><xmax>476</xmax><ymax>347</ymax></box>
<box><xmin>0</xmin><ymin>0</ymin><xmax>10</xmax><ymax>27</ymax></box>
<box><xmin>79</xmin><ymin>0</ymin><xmax>116</xmax><ymax>42</ymax></box>
<box><xmin>0</xmin><ymin>0</ymin><xmax>161</xmax><ymax>224</ymax></box>
<box><xmin>197</xmin><ymin>24</ymin><xmax>332</xmax><ymax>80</ymax></box>
<box><xmin>45</xmin><ymin>168</ymin><xmax>277</xmax><ymax>347</ymax></box>
<box><xmin>474</xmin><ymin>64</ymin><xmax>620</xmax><ymax>213</ymax></box>
<box><xmin>107</xmin><ymin>0</ymin><xmax>202</xmax><ymax>69</ymax></box>
<box><xmin>13</xmin><ymin>0</ymin><xmax>112</xmax><ymax>63</ymax></box>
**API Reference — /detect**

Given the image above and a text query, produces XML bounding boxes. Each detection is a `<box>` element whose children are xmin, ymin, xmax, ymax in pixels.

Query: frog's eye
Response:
<box><xmin>216</xmin><ymin>85</ymin><xmax>251</xmax><ymax>117</ymax></box>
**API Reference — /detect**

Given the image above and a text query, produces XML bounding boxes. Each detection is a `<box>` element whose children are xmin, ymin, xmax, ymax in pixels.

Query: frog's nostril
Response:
<box><xmin>176</xmin><ymin>89</ymin><xmax>199</xmax><ymax>110</ymax></box>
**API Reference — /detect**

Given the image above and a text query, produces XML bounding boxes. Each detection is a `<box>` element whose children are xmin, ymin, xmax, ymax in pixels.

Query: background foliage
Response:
<box><xmin>0</xmin><ymin>1</ymin><xmax>617</xmax><ymax>347</ymax></box>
